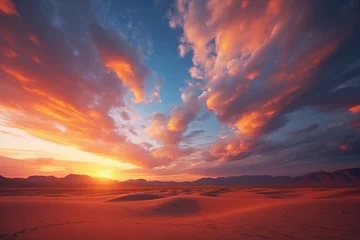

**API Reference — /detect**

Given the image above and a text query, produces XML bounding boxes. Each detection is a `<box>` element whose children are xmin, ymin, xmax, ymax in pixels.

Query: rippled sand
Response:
<box><xmin>0</xmin><ymin>186</ymin><xmax>359</xmax><ymax>240</ymax></box>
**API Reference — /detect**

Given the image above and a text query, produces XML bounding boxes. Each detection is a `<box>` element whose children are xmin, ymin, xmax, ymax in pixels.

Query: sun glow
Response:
<box><xmin>97</xmin><ymin>169</ymin><xmax>114</xmax><ymax>179</ymax></box>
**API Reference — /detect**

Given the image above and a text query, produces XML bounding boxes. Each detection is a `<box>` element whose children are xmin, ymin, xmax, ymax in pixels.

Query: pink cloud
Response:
<box><xmin>147</xmin><ymin>85</ymin><xmax>200</xmax><ymax>160</ymax></box>
<box><xmin>147</xmin><ymin>85</ymin><xmax>200</xmax><ymax>144</ymax></box>
<box><xmin>152</xmin><ymin>145</ymin><xmax>195</xmax><ymax>162</ymax></box>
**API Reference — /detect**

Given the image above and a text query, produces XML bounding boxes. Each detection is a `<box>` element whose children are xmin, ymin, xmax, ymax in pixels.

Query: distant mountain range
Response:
<box><xmin>0</xmin><ymin>174</ymin><xmax>118</xmax><ymax>187</ymax></box>
<box><xmin>1</xmin><ymin>168</ymin><xmax>360</xmax><ymax>187</ymax></box>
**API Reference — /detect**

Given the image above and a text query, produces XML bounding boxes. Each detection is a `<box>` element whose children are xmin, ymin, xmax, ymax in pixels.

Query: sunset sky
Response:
<box><xmin>0</xmin><ymin>0</ymin><xmax>360</xmax><ymax>181</ymax></box>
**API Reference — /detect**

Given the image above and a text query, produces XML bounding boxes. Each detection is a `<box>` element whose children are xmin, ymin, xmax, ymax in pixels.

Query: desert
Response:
<box><xmin>1</xmin><ymin>0</ymin><xmax>360</xmax><ymax>239</ymax></box>
<box><xmin>1</xmin><ymin>186</ymin><xmax>359</xmax><ymax>240</ymax></box>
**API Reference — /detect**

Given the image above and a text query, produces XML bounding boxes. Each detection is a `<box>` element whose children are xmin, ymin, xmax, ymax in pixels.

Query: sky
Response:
<box><xmin>0</xmin><ymin>0</ymin><xmax>360</xmax><ymax>181</ymax></box>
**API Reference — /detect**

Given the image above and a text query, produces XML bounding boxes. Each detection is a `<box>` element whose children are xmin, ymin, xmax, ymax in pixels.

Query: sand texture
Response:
<box><xmin>0</xmin><ymin>186</ymin><xmax>359</xmax><ymax>240</ymax></box>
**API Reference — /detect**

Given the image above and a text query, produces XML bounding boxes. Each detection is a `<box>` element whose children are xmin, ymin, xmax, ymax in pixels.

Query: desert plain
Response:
<box><xmin>0</xmin><ymin>186</ymin><xmax>359</xmax><ymax>240</ymax></box>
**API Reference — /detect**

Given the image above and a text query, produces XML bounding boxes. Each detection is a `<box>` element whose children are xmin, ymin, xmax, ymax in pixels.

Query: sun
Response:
<box><xmin>97</xmin><ymin>169</ymin><xmax>113</xmax><ymax>179</ymax></box>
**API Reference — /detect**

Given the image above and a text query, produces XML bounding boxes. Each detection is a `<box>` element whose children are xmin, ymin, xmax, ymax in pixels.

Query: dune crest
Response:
<box><xmin>107</xmin><ymin>193</ymin><xmax>163</xmax><ymax>202</ymax></box>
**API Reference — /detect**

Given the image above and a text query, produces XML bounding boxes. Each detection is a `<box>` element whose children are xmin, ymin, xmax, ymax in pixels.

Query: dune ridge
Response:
<box><xmin>108</xmin><ymin>193</ymin><xmax>163</xmax><ymax>202</ymax></box>
<box><xmin>1</xmin><ymin>187</ymin><xmax>359</xmax><ymax>240</ymax></box>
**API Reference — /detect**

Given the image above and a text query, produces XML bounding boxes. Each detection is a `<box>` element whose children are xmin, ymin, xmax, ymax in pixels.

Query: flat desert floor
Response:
<box><xmin>0</xmin><ymin>186</ymin><xmax>359</xmax><ymax>240</ymax></box>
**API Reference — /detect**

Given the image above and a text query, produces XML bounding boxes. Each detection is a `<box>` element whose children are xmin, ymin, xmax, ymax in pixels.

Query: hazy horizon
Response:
<box><xmin>1</xmin><ymin>157</ymin><xmax>359</xmax><ymax>182</ymax></box>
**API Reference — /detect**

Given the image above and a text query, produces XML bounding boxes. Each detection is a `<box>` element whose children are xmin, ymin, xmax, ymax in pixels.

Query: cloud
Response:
<box><xmin>0</xmin><ymin>129</ymin><xmax>25</xmax><ymax>138</ymax></box>
<box><xmin>0</xmin><ymin>0</ymin><xmax>165</xmax><ymax>168</ymax></box>
<box><xmin>168</xmin><ymin>86</ymin><xmax>201</xmax><ymax>132</ymax></box>
<box><xmin>0</xmin><ymin>0</ymin><xmax>18</xmax><ymax>16</ymax></box>
<box><xmin>194</xmin><ymin>122</ymin><xmax>360</xmax><ymax>176</ymax></box>
<box><xmin>147</xmin><ymin>112</ymin><xmax>182</xmax><ymax>145</ymax></box>
<box><xmin>202</xmin><ymin>136</ymin><xmax>259</xmax><ymax>162</ymax></box>
<box><xmin>147</xmin><ymin>85</ymin><xmax>201</xmax><ymax>145</ymax></box>
<box><xmin>349</xmin><ymin>105</ymin><xmax>360</xmax><ymax>114</ymax></box>
<box><xmin>152</xmin><ymin>145</ymin><xmax>195</xmax><ymax>162</ymax></box>
<box><xmin>167</xmin><ymin>0</ymin><xmax>360</xmax><ymax>173</ymax></box>
<box><xmin>90</xmin><ymin>24</ymin><xmax>149</xmax><ymax>103</ymax></box>
<box><xmin>169</xmin><ymin>0</ymin><xmax>360</xmax><ymax>138</ymax></box>
<box><xmin>146</xmin><ymin>84</ymin><xmax>201</xmax><ymax>160</ymax></box>
<box><xmin>1</xmin><ymin>0</ymin><xmax>360</xmax><ymax>178</ymax></box>
<box><xmin>120</xmin><ymin>111</ymin><xmax>131</xmax><ymax>121</ymax></box>
<box><xmin>149</xmin><ymin>77</ymin><xmax>163</xmax><ymax>103</ymax></box>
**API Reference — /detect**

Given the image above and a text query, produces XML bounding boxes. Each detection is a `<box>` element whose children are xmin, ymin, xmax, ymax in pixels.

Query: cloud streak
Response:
<box><xmin>0</xmin><ymin>0</ymin><xmax>166</xmax><ymax>168</ymax></box>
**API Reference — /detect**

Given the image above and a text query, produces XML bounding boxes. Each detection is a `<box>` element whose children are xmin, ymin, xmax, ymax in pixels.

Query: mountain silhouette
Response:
<box><xmin>1</xmin><ymin>168</ymin><xmax>359</xmax><ymax>187</ymax></box>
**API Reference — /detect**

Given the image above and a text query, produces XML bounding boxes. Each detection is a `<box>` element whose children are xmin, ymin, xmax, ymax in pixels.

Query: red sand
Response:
<box><xmin>0</xmin><ymin>187</ymin><xmax>359</xmax><ymax>239</ymax></box>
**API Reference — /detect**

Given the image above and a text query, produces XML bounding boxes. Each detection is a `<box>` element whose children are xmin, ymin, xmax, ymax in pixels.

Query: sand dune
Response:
<box><xmin>44</xmin><ymin>194</ymin><xmax>71</xmax><ymax>197</ymax></box>
<box><xmin>200</xmin><ymin>187</ymin><xmax>231</xmax><ymax>197</ymax></box>
<box><xmin>0</xmin><ymin>186</ymin><xmax>359</xmax><ymax>240</ymax></box>
<box><xmin>108</xmin><ymin>193</ymin><xmax>163</xmax><ymax>202</ymax></box>
<box><xmin>151</xmin><ymin>197</ymin><xmax>201</xmax><ymax>216</ymax></box>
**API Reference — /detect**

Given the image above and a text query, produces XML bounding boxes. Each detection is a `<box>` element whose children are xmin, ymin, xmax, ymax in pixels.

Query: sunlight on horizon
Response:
<box><xmin>96</xmin><ymin>169</ymin><xmax>114</xmax><ymax>180</ymax></box>
<box><xmin>0</xmin><ymin>125</ymin><xmax>138</xmax><ymax>171</ymax></box>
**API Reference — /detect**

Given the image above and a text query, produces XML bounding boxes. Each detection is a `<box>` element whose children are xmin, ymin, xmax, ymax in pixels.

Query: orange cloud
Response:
<box><xmin>245</xmin><ymin>70</ymin><xmax>260</xmax><ymax>80</ymax></box>
<box><xmin>147</xmin><ymin>86</ymin><xmax>200</xmax><ymax>145</ymax></box>
<box><xmin>0</xmin><ymin>0</ymin><xmax>18</xmax><ymax>16</ymax></box>
<box><xmin>0</xmin><ymin>65</ymin><xmax>31</xmax><ymax>83</ymax></box>
<box><xmin>349</xmin><ymin>105</ymin><xmax>360</xmax><ymax>114</ymax></box>
<box><xmin>29</xmin><ymin>34</ymin><xmax>40</xmax><ymax>47</ymax></box>
<box><xmin>91</xmin><ymin>24</ymin><xmax>149</xmax><ymax>103</ymax></box>
<box><xmin>0</xmin><ymin>5</ymin><xmax>163</xmax><ymax>169</ymax></box>
<box><xmin>206</xmin><ymin>136</ymin><xmax>253</xmax><ymax>161</ymax></box>
<box><xmin>235</xmin><ymin>111</ymin><xmax>273</xmax><ymax>136</ymax></box>
<box><xmin>105</xmin><ymin>60</ymin><xmax>145</xmax><ymax>102</ymax></box>
<box><xmin>146</xmin><ymin>85</ymin><xmax>200</xmax><ymax>161</ymax></box>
